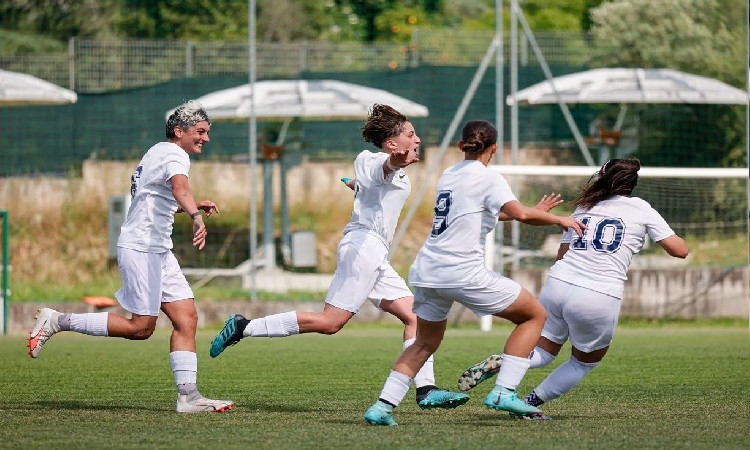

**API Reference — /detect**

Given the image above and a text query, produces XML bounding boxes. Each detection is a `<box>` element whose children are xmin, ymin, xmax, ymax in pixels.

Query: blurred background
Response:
<box><xmin>0</xmin><ymin>0</ymin><xmax>747</xmax><ymax>326</ymax></box>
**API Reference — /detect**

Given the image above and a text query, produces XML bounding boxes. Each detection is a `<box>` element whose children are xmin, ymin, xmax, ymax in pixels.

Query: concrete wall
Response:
<box><xmin>7</xmin><ymin>264</ymin><xmax>747</xmax><ymax>335</ymax></box>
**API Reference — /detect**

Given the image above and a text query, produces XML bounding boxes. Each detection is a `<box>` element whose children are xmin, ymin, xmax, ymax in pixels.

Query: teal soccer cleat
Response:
<box><xmin>457</xmin><ymin>354</ymin><xmax>502</xmax><ymax>391</ymax></box>
<box><xmin>483</xmin><ymin>386</ymin><xmax>543</xmax><ymax>416</ymax></box>
<box><xmin>363</xmin><ymin>401</ymin><xmax>397</xmax><ymax>426</ymax></box>
<box><xmin>209</xmin><ymin>314</ymin><xmax>246</xmax><ymax>358</ymax></box>
<box><xmin>416</xmin><ymin>388</ymin><xmax>470</xmax><ymax>410</ymax></box>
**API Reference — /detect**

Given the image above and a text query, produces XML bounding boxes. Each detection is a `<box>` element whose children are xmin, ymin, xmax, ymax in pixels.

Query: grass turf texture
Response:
<box><xmin>1</xmin><ymin>323</ymin><xmax>748</xmax><ymax>450</ymax></box>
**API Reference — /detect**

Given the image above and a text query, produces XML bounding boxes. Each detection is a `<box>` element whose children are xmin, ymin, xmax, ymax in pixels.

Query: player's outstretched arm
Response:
<box><xmin>498</xmin><ymin>193</ymin><xmax>563</xmax><ymax>222</ymax></box>
<box><xmin>500</xmin><ymin>200</ymin><xmax>585</xmax><ymax>236</ymax></box>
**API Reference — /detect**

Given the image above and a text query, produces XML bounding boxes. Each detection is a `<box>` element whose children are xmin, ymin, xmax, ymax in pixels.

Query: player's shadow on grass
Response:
<box><xmin>32</xmin><ymin>400</ymin><xmax>164</xmax><ymax>412</ymax></box>
<box><xmin>233</xmin><ymin>399</ymin><xmax>320</xmax><ymax>413</ymax></box>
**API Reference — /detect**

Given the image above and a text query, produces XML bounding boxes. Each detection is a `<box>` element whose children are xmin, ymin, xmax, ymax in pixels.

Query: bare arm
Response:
<box><xmin>170</xmin><ymin>174</ymin><xmax>208</xmax><ymax>250</ymax></box>
<box><xmin>555</xmin><ymin>243</ymin><xmax>570</xmax><ymax>261</ymax></box>
<box><xmin>500</xmin><ymin>200</ymin><xmax>586</xmax><ymax>236</ymax></box>
<box><xmin>499</xmin><ymin>193</ymin><xmax>563</xmax><ymax>221</ymax></box>
<box><xmin>657</xmin><ymin>234</ymin><xmax>689</xmax><ymax>259</ymax></box>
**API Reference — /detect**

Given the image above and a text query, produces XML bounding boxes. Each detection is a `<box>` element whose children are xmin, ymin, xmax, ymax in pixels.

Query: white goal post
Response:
<box><xmin>490</xmin><ymin>165</ymin><xmax>747</xmax><ymax>178</ymax></box>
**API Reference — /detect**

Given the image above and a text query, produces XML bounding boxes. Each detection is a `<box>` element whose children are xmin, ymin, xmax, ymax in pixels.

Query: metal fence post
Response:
<box><xmin>1</xmin><ymin>210</ymin><xmax>8</xmax><ymax>335</ymax></box>
<box><xmin>68</xmin><ymin>37</ymin><xmax>76</xmax><ymax>91</ymax></box>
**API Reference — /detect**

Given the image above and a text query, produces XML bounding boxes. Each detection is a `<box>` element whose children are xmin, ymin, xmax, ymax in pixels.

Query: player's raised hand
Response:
<box><xmin>388</xmin><ymin>145</ymin><xmax>420</xmax><ymax>168</ymax></box>
<box><xmin>534</xmin><ymin>193</ymin><xmax>563</xmax><ymax>212</ymax></box>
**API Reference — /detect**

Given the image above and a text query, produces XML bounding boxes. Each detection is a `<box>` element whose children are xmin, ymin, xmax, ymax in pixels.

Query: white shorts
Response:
<box><xmin>539</xmin><ymin>277</ymin><xmax>621</xmax><ymax>353</ymax></box>
<box><xmin>114</xmin><ymin>247</ymin><xmax>194</xmax><ymax>317</ymax></box>
<box><xmin>412</xmin><ymin>271</ymin><xmax>522</xmax><ymax>322</ymax></box>
<box><xmin>325</xmin><ymin>231</ymin><xmax>411</xmax><ymax>314</ymax></box>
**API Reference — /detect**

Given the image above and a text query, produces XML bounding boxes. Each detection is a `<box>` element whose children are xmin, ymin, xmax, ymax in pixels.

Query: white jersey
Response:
<box><xmin>342</xmin><ymin>150</ymin><xmax>411</xmax><ymax>248</ymax></box>
<box><xmin>547</xmin><ymin>195</ymin><xmax>675</xmax><ymax>298</ymax></box>
<box><xmin>118</xmin><ymin>142</ymin><xmax>190</xmax><ymax>253</ymax></box>
<box><xmin>409</xmin><ymin>160</ymin><xmax>517</xmax><ymax>287</ymax></box>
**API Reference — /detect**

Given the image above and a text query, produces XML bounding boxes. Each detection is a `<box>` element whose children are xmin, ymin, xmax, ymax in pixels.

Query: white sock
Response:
<box><xmin>529</xmin><ymin>346</ymin><xmax>556</xmax><ymax>369</ymax></box>
<box><xmin>68</xmin><ymin>312</ymin><xmax>109</xmax><ymax>336</ymax></box>
<box><xmin>404</xmin><ymin>338</ymin><xmax>435</xmax><ymax>388</ymax></box>
<box><xmin>379</xmin><ymin>370</ymin><xmax>411</xmax><ymax>408</ymax></box>
<box><xmin>244</xmin><ymin>311</ymin><xmax>299</xmax><ymax>337</ymax></box>
<box><xmin>495</xmin><ymin>353</ymin><xmax>532</xmax><ymax>391</ymax></box>
<box><xmin>170</xmin><ymin>351</ymin><xmax>198</xmax><ymax>389</ymax></box>
<box><xmin>534</xmin><ymin>356</ymin><xmax>599</xmax><ymax>402</ymax></box>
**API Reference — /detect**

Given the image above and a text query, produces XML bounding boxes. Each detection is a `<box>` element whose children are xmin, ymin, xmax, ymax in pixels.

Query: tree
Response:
<box><xmin>589</xmin><ymin>0</ymin><xmax>746</xmax><ymax>168</ymax></box>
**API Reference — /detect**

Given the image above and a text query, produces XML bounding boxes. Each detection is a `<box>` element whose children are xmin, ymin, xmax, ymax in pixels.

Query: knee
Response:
<box><xmin>318</xmin><ymin>321</ymin><xmax>345</xmax><ymax>335</ymax></box>
<box><xmin>129</xmin><ymin>325</ymin><xmax>156</xmax><ymax>340</ymax></box>
<box><xmin>532</xmin><ymin>302</ymin><xmax>547</xmax><ymax>324</ymax></box>
<box><xmin>413</xmin><ymin>338</ymin><xmax>440</xmax><ymax>355</ymax></box>
<box><xmin>172</xmin><ymin>310</ymin><xmax>199</xmax><ymax>334</ymax></box>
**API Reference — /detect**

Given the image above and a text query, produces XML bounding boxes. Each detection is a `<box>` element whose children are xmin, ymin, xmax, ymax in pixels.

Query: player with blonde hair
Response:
<box><xmin>27</xmin><ymin>100</ymin><xmax>233</xmax><ymax>413</ymax></box>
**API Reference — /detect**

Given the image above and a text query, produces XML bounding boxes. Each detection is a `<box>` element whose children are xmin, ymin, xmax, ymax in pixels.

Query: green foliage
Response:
<box><xmin>375</xmin><ymin>6</ymin><xmax>427</xmax><ymax>42</ymax></box>
<box><xmin>0</xmin><ymin>28</ymin><xmax>65</xmax><ymax>55</ymax></box>
<box><xmin>1</xmin><ymin>326</ymin><xmax>748</xmax><ymax>449</ymax></box>
<box><xmin>590</xmin><ymin>0</ymin><xmax>745</xmax><ymax>83</ymax></box>
<box><xmin>0</xmin><ymin>0</ymin><xmax>119</xmax><ymax>40</ymax></box>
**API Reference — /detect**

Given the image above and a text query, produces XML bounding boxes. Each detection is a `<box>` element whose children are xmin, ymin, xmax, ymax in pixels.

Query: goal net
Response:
<box><xmin>488</xmin><ymin>164</ymin><xmax>748</xmax><ymax>271</ymax></box>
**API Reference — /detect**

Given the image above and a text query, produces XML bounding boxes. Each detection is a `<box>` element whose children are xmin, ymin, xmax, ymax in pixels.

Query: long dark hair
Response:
<box><xmin>572</xmin><ymin>158</ymin><xmax>641</xmax><ymax>209</ymax></box>
<box><xmin>361</xmin><ymin>104</ymin><xmax>408</xmax><ymax>148</ymax></box>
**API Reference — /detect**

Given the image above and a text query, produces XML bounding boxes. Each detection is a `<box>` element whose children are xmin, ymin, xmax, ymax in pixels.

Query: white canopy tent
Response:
<box><xmin>506</xmin><ymin>68</ymin><xmax>749</xmax><ymax>106</ymax></box>
<box><xmin>0</xmin><ymin>68</ymin><xmax>77</xmax><ymax>105</ymax></box>
<box><xmin>168</xmin><ymin>79</ymin><xmax>428</xmax><ymax>122</ymax></box>
<box><xmin>505</xmin><ymin>67</ymin><xmax>749</xmax><ymax>164</ymax></box>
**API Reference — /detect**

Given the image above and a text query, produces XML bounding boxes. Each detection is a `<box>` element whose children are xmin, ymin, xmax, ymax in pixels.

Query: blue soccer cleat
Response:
<box><xmin>363</xmin><ymin>401</ymin><xmax>397</xmax><ymax>426</ymax></box>
<box><xmin>457</xmin><ymin>354</ymin><xmax>502</xmax><ymax>391</ymax></box>
<box><xmin>209</xmin><ymin>314</ymin><xmax>246</xmax><ymax>358</ymax></box>
<box><xmin>483</xmin><ymin>386</ymin><xmax>543</xmax><ymax>416</ymax></box>
<box><xmin>416</xmin><ymin>388</ymin><xmax>470</xmax><ymax>409</ymax></box>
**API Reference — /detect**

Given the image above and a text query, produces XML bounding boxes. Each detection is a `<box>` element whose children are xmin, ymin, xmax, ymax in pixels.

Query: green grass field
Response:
<box><xmin>1</xmin><ymin>323</ymin><xmax>748</xmax><ymax>450</ymax></box>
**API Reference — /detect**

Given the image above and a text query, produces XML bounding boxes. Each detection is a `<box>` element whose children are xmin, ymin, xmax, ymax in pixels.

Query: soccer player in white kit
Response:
<box><xmin>27</xmin><ymin>100</ymin><xmax>234</xmax><ymax>413</ymax></box>
<box><xmin>458</xmin><ymin>158</ymin><xmax>689</xmax><ymax>419</ymax></box>
<box><xmin>210</xmin><ymin>104</ymin><xmax>468</xmax><ymax>409</ymax></box>
<box><xmin>363</xmin><ymin>119</ymin><xmax>586</xmax><ymax>426</ymax></box>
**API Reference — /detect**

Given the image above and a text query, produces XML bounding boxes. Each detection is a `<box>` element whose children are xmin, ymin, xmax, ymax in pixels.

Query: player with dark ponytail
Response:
<box><xmin>459</xmin><ymin>157</ymin><xmax>689</xmax><ymax>419</ymax></box>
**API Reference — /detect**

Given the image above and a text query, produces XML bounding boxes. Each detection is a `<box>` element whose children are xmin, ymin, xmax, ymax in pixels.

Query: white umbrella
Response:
<box><xmin>506</xmin><ymin>68</ymin><xmax>748</xmax><ymax>106</ymax></box>
<box><xmin>0</xmin><ymin>68</ymin><xmax>77</xmax><ymax>105</ymax></box>
<box><xmin>167</xmin><ymin>79</ymin><xmax>428</xmax><ymax>121</ymax></box>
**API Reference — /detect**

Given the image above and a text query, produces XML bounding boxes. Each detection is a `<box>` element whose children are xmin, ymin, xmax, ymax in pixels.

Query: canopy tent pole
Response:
<box><xmin>248</xmin><ymin>0</ymin><xmax>258</xmax><ymax>299</ymax></box>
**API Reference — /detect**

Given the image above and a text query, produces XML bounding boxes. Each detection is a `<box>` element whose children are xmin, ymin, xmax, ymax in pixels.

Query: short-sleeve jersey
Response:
<box><xmin>409</xmin><ymin>160</ymin><xmax>517</xmax><ymax>287</ymax></box>
<box><xmin>547</xmin><ymin>195</ymin><xmax>675</xmax><ymax>298</ymax></box>
<box><xmin>342</xmin><ymin>150</ymin><xmax>411</xmax><ymax>247</ymax></box>
<box><xmin>117</xmin><ymin>142</ymin><xmax>190</xmax><ymax>253</ymax></box>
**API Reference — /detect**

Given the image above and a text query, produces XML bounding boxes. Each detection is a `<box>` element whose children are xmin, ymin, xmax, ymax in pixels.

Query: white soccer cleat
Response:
<box><xmin>457</xmin><ymin>354</ymin><xmax>502</xmax><ymax>391</ymax></box>
<box><xmin>27</xmin><ymin>308</ymin><xmax>62</xmax><ymax>358</ymax></box>
<box><xmin>176</xmin><ymin>393</ymin><xmax>234</xmax><ymax>413</ymax></box>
